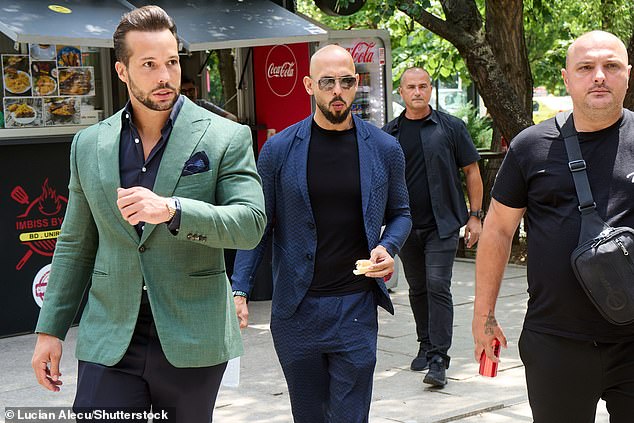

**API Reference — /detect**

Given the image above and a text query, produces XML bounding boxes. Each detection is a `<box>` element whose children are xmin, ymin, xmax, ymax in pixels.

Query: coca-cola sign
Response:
<box><xmin>265</xmin><ymin>45</ymin><xmax>299</xmax><ymax>98</ymax></box>
<box><xmin>348</xmin><ymin>41</ymin><xmax>376</xmax><ymax>64</ymax></box>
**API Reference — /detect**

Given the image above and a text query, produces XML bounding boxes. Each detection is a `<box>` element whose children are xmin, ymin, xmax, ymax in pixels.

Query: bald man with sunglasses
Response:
<box><xmin>232</xmin><ymin>45</ymin><xmax>411</xmax><ymax>422</ymax></box>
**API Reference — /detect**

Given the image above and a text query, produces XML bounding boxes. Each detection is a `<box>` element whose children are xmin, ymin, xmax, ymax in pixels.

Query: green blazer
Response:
<box><xmin>35</xmin><ymin>98</ymin><xmax>266</xmax><ymax>368</ymax></box>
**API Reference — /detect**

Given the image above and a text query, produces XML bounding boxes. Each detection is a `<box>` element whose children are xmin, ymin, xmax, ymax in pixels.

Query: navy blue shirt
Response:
<box><xmin>119</xmin><ymin>95</ymin><xmax>184</xmax><ymax>235</ymax></box>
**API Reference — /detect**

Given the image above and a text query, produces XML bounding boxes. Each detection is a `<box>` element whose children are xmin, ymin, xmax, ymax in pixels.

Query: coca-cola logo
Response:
<box><xmin>268</xmin><ymin>62</ymin><xmax>295</xmax><ymax>78</ymax></box>
<box><xmin>347</xmin><ymin>41</ymin><xmax>376</xmax><ymax>64</ymax></box>
<box><xmin>265</xmin><ymin>45</ymin><xmax>299</xmax><ymax>98</ymax></box>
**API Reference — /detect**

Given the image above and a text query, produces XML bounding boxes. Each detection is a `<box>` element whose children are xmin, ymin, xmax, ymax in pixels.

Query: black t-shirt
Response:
<box><xmin>492</xmin><ymin>110</ymin><xmax>634</xmax><ymax>342</ymax></box>
<box><xmin>306</xmin><ymin>121</ymin><xmax>371</xmax><ymax>296</ymax></box>
<box><xmin>398</xmin><ymin>116</ymin><xmax>435</xmax><ymax>230</ymax></box>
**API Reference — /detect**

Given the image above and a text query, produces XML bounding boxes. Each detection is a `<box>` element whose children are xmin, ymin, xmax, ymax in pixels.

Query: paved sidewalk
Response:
<box><xmin>1</xmin><ymin>259</ymin><xmax>609</xmax><ymax>422</ymax></box>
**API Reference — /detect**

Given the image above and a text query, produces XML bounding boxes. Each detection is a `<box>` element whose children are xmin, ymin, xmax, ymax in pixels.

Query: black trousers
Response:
<box><xmin>73</xmin><ymin>301</ymin><xmax>227</xmax><ymax>423</ymax></box>
<box><xmin>519</xmin><ymin>328</ymin><xmax>634</xmax><ymax>423</ymax></box>
<box><xmin>398</xmin><ymin>228</ymin><xmax>459</xmax><ymax>365</ymax></box>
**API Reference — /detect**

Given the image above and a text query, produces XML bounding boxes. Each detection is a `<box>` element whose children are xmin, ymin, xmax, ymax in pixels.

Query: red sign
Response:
<box><xmin>265</xmin><ymin>45</ymin><xmax>298</xmax><ymax>98</ymax></box>
<box><xmin>253</xmin><ymin>43</ymin><xmax>311</xmax><ymax>150</ymax></box>
<box><xmin>12</xmin><ymin>178</ymin><xmax>67</xmax><ymax>270</ymax></box>
<box><xmin>348</xmin><ymin>41</ymin><xmax>376</xmax><ymax>64</ymax></box>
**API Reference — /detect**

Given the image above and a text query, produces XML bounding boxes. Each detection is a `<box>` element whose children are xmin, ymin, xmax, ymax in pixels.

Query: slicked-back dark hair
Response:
<box><xmin>113</xmin><ymin>5</ymin><xmax>177</xmax><ymax>66</ymax></box>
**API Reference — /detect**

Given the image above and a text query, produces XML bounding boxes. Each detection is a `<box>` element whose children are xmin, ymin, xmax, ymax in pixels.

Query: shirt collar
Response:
<box><xmin>397</xmin><ymin>105</ymin><xmax>438</xmax><ymax>127</ymax></box>
<box><xmin>121</xmin><ymin>95</ymin><xmax>185</xmax><ymax>132</ymax></box>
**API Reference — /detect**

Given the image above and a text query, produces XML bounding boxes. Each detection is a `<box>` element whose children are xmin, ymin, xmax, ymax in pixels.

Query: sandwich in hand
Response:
<box><xmin>353</xmin><ymin>259</ymin><xmax>373</xmax><ymax>275</ymax></box>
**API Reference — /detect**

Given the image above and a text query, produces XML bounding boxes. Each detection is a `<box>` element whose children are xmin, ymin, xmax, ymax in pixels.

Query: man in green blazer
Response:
<box><xmin>31</xmin><ymin>6</ymin><xmax>265</xmax><ymax>422</ymax></box>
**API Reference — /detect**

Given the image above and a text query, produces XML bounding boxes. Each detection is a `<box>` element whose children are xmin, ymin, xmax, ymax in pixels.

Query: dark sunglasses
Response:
<box><xmin>317</xmin><ymin>76</ymin><xmax>357</xmax><ymax>91</ymax></box>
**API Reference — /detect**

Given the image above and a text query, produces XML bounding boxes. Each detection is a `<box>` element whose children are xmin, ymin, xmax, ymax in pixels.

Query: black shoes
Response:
<box><xmin>410</xmin><ymin>346</ymin><xmax>429</xmax><ymax>371</ymax></box>
<box><xmin>423</xmin><ymin>355</ymin><xmax>447</xmax><ymax>387</ymax></box>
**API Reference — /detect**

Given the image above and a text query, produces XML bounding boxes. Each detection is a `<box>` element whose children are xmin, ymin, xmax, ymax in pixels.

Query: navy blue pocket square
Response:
<box><xmin>182</xmin><ymin>151</ymin><xmax>210</xmax><ymax>176</ymax></box>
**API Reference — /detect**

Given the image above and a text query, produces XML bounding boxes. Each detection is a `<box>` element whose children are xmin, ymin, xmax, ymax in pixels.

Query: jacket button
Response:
<box><xmin>308</xmin><ymin>222</ymin><xmax>315</xmax><ymax>229</ymax></box>
<box><xmin>187</xmin><ymin>233</ymin><xmax>193</xmax><ymax>240</ymax></box>
<box><xmin>138</xmin><ymin>245</ymin><xmax>146</xmax><ymax>253</ymax></box>
<box><xmin>306</xmin><ymin>253</ymin><xmax>313</xmax><ymax>260</ymax></box>
<box><xmin>142</xmin><ymin>285</ymin><xmax>147</xmax><ymax>291</ymax></box>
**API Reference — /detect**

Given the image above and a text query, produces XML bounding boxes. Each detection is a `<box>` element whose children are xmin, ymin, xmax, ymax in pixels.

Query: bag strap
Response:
<box><xmin>555</xmin><ymin>111</ymin><xmax>610</xmax><ymax>242</ymax></box>
<box><xmin>555</xmin><ymin>112</ymin><xmax>597</xmax><ymax>214</ymax></box>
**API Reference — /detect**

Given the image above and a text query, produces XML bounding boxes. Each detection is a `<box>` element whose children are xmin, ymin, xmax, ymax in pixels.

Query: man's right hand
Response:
<box><xmin>32</xmin><ymin>333</ymin><xmax>63</xmax><ymax>392</ymax></box>
<box><xmin>472</xmin><ymin>312</ymin><xmax>507</xmax><ymax>363</ymax></box>
<box><xmin>234</xmin><ymin>296</ymin><xmax>249</xmax><ymax>329</ymax></box>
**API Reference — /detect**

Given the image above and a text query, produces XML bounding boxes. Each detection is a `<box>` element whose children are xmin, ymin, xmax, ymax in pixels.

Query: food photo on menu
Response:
<box><xmin>43</xmin><ymin>96</ymin><xmax>81</xmax><ymax>126</ymax></box>
<box><xmin>56</xmin><ymin>45</ymin><xmax>82</xmax><ymax>67</ymax></box>
<box><xmin>2</xmin><ymin>54</ymin><xmax>32</xmax><ymax>97</ymax></box>
<box><xmin>3</xmin><ymin>97</ymin><xmax>43</xmax><ymax>128</ymax></box>
<box><xmin>58</xmin><ymin>67</ymin><xmax>94</xmax><ymax>96</ymax></box>
<box><xmin>31</xmin><ymin>61</ymin><xmax>58</xmax><ymax>96</ymax></box>
<box><xmin>30</xmin><ymin>43</ymin><xmax>57</xmax><ymax>61</ymax></box>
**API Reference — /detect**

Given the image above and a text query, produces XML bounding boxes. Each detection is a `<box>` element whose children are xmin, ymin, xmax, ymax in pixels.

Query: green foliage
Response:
<box><xmin>297</xmin><ymin>0</ymin><xmax>469</xmax><ymax>90</ymax></box>
<box><xmin>453</xmin><ymin>102</ymin><xmax>492</xmax><ymax>149</ymax></box>
<box><xmin>301</xmin><ymin>0</ymin><xmax>633</xmax><ymax>98</ymax></box>
<box><xmin>524</xmin><ymin>0</ymin><xmax>634</xmax><ymax>95</ymax></box>
<box><xmin>205</xmin><ymin>51</ymin><xmax>225</xmax><ymax>106</ymax></box>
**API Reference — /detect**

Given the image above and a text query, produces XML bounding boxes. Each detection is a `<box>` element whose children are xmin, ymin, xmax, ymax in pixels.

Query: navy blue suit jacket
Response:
<box><xmin>232</xmin><ymin>115</ymin><xmax>412</xmax><ymax>319</ymax></box>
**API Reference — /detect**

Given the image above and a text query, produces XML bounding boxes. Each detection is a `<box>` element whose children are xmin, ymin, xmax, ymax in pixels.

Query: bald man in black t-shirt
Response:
<box><xmin>474</xmin><ymin>31</ymin><xmax>634</xmax><ymax>422</ymax></box>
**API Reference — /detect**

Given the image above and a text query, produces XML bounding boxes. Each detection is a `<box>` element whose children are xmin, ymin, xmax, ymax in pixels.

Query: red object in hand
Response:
<box><xmin>479</xmin><ymin>338</ymin><xmax>501</xmax><ymax>377</ymax></box>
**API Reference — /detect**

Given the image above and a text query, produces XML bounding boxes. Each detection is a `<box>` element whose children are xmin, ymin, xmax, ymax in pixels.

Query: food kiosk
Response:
<box><xmin>0</xmin><ymin>0</ymin><xmax>329</xmax><ymax>337</ymax></box>
<box><xmin>0</xmin><ymin>1</ymin><xmax>394</xmax><ymax>337</ymax></box>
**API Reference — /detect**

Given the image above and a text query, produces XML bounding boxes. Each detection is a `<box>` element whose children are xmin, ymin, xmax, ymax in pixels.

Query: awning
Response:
<box><xmin>128</xmin><ymin>0</ymin><xmax>328</xmax><ymax>51</ymax></box>
<box><xmin>0</xmin><ymin>0</ymin><xmax>131</xmax><ymax>48</ymax></box>
<box><xmin>0</xmin><ymin>0</ymin><xmax>328</xmax><ymax>50</ymax></box>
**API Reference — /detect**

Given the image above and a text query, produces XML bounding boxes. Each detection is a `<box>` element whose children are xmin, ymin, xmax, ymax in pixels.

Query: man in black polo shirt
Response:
<box><xmin>474</xmin><ymin>31</ymin><xmax>634</xmax><ymax>422</ymax></box>
<box><xmin>383</xmin><ymin>67</ymin><xmax>483</xmax><ymax>387</ymax></box>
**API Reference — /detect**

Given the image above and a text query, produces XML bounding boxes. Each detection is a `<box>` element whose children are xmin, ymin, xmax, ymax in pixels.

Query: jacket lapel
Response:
<box><xmin>140</xmin><ymin>102</ymin><xmax>209</xmax><ymax>244</ymax></box>
<box><xmin>355</xmin><ymin>116</ymin><xmax>373</xmax><ymax>219</ymax></box>
<box><xmin>292</xmin><ymin>116</ymin><xmax>313</xmax><ymax>213</ymax></box>
<box><xmin>97</xmin><ymin>112</ymin><xmax>140</xmax><ymax>244</ymax></box>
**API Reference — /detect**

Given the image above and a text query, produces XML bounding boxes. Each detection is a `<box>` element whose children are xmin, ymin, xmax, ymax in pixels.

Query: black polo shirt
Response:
<box><xmin>383</xmin><ymin>108</ymin><xmax>480</xmax><ymax>238</ymax></box>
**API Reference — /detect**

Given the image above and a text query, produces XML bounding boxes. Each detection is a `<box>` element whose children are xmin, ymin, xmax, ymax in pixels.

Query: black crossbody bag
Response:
<box><xmin>556</xmin><ymin>112</ymin><xmax>634</xmax><ymax>325</ymax></box>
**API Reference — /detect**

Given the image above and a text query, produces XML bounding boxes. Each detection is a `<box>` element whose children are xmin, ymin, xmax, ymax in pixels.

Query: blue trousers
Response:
<box><xmin>270</xmin><ymin>290</ymin><xmax>378</xmax><ymax>423</ymax></box>
<box><xmin>73</xmin><ymin>301</ymin><xmax>227</xmax><ymax>423</ymax></box>
<box><xmin>398</xmin><ymin>228</ymin><xmax>459</xmax><ymax>365</ymax></box>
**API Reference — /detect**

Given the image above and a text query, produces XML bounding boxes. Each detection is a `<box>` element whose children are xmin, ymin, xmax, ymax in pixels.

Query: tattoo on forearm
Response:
<box><xmin>484</xmin><ymin>311</ymin><xmax>497</xmax><ymax>336</ymax></box>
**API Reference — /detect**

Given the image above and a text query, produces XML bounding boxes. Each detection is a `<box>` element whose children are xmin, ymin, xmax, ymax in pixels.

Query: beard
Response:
<box><xmin>317</xmin><ymin>96</ymin><xmax>352</xmax><ymax>124</ymax></box>
<box><xmin>581</xmin><ymin>86</ymin><xmax>624</xmax><ymax>121</ymax></box>
<box><xmin>128</xmin><ymin>76</ymin><xmax>178</xmax><ymax>112</ymax></box>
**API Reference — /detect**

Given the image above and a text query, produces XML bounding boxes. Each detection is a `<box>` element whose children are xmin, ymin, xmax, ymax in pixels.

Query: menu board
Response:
<box><xmin>1</xmin><ymin>44</ymin><xmax>95</xmax><ymax>128</ymax></box>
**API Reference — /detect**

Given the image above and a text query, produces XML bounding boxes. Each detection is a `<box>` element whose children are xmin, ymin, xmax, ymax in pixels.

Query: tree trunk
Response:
<box><xmin>485</xmin><ymin>0</ymin><xmax>533</xmax><ymax>116</ymax></box>
<box><xmin>217</xmin><ymin>49</ymin><xmax>238</xmax><ymax>116</ymax></box>
<box><xmin>398</xmin><ymin>0</ymin><xmax>533</xmax><ymax>142</ymax></box>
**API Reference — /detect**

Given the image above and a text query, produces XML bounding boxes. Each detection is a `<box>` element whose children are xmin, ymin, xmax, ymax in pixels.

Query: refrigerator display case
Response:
<box><xmin>322</xmin><ymin>30</ymin><xmax>393</xmax><ymax>128</ymax></box>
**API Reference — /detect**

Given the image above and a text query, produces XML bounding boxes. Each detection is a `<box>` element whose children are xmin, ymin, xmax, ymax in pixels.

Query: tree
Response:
<box><xmin>303</xmin><ymin>0</ymin><xmax>634</xmax><ymax>134</ymax></box>
<box><xmin>303</xmin><ymin>0</ymin><xmax>634</xmax><ymax>212</ymax></box>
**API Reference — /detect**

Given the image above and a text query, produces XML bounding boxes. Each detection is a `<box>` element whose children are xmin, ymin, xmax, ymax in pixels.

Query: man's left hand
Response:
<box><xmin>365</xmin><ymin>245</ymin><xmax>394</xmax><ymax>278</ymax></box>
<box><xmin>116</xmin><ymin>187</ymin><xmax>171</xmax><ymax>225</ymax></box>
<box><xmin>464</xmin><ymin>216</ymin><xmax>482</xmax><ymax>248</ymax></box>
